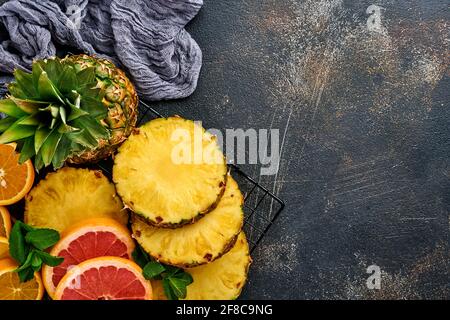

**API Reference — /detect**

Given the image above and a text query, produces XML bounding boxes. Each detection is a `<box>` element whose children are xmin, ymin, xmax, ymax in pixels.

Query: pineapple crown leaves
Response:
<box><xmin>0</xmin><ymin>57</ymin><xmax>110</xmax><ymax>170</ymax></box>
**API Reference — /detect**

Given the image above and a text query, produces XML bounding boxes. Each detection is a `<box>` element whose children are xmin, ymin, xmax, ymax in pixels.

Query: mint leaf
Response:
<box><xmin>133</xmin><ymin>244</ymin><xmax>193</xmax><ymax>300</ymax></box>
<box><xmin>168</xmin><ymin>277</ymin><xmax>189</xmax><ymax>299</ymax></box>
<box><xmin>31</xmin><ymin>252</ymin><xmax>42</xmax><ymax>271</ymax></box>
<box><xmin>17</xmin><ymin>267</ymin><xmax>35</xmax><ymax>283</ymax></box>
<box><xmin>25</xmin><ymin>229</ymin><xmax>60</xmax><ymax>250</ymax></box>
<box><xmin>132</xmin><ymin>245</ymin><xmax>151</xmax><ymax>268</ymax></box>
<box><xmin>143</xmin><ymin>262</ymin><xmax>165</xmax><ymax>280</ymax></box>
<box><xmin>15</xmin><ymin>251</ymin><xmax>34</xmax><ymax>272</ymax></box>
<box><xmin>165</xmin><ymin>271</ymin><xmax>193</xmax><ymax>300</ymax></box>
<box><xmin>9</xmin><ymin>222</ymin><xmax>28</xmax><ymax>264</ymax></box>
<box><xmin>162</xmin><ymin>278</ymin><xmax>177</xmax><ymax>301</ymax></box>
<box><xmin>35</xmin><ymin>251</ymin><xmax>64</xmax><ymax>267</ymax></box>
<box><xmin>164</xmin><ymin>265</ymin><xmax>181</xmax><ymax>277</ymax></box>
<box><xmin>21</xmin><ymin>222</ymin><xmax>35</xmax><ymax>233</ymax></box>
<box><xmin>9</xmin><ymin>221</ymin><xmax>62</xmax><ymax>282</ymax></box>
<box><xmin>174</xmin><ymin>271</ymin><xmax>193</xmax><ymax>286</ymax></box>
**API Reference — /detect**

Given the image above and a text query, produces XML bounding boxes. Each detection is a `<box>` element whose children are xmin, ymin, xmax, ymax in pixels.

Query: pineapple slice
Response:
<box><xmin>184</xmin><ymin>232</ymin><xmax>251</xmax><ymax>300</ymax></box>
<box><xmin>113</xmin><ymin>117</ymin><xmax>227</xmax><ymax>228</ymax></box>
<box><xmin>132</xmin><ymin>176</ymin><xmax>244</xmax><ymax>267</ymax></box>
<box><xmin>25</xmin><ymin>167</ymin><xmax>128</xmax><ymax>233</ymax></box>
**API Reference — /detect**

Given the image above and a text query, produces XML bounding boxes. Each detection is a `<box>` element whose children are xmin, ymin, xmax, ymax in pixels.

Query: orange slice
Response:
<box><xmin>54</xmin><ymin>257</ymin><xmax>153</xmax><ymax>300</ymax></box>
<box><xmin>0</xmin><ymin>206</ymin><xmax>11</xmax><ymax>238</ymax></box>
<box><xmin>0</xmin><ymin>144</ymin><xmax>35</xmax><ymax>206</ymax></box>
<box><xmin>0</xmin><ymin>258</ymin><xmax>44</xmax><ymax>300</ymax></box>
<box><xmin>42</xmin><ymin>218</ymin><xmax>135</xmax><ymax>298</ymax></box>
<box><xmin>0</xmin><ymin>237</ymin><xmax>8</xmax><ymax>260</ymax></box>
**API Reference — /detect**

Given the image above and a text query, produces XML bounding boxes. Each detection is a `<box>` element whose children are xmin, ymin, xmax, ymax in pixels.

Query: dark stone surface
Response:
<box><xmin>2</xmin><ymin>0</ymin><xmax>449</xmax><ymax>300</ymax></box>
<box><xmin>153</xmin><ymin>0</ymin><xmax>449</xmax><ymax>299</ymax></box>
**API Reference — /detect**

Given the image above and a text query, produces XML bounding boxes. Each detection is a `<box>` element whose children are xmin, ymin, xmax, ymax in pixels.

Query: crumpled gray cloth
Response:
<box><xmin>0</xmin><ymin>0</ymin><xmax>203</xmax><ymax>101</ymax></box>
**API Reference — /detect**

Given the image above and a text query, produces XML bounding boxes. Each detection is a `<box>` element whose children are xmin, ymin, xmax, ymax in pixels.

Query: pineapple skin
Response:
<box><xmin>133</xmin><ymin>215</ymin><xmax>240</xmax><ymax>268</ymax></box>
<box><xmin>131</xmin><ymin>183</ymin><xmax>227</xmax><ymax>229</ymax></box>
<box><xmin>64</xmin><ymin>54</ymin><xmax>138</xmax><ymax>164</ymax></box>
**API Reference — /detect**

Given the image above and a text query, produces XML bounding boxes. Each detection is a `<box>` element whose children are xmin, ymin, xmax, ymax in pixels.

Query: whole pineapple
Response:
<box><xmin>65</xmin><ymin>55</ymin><xmax>138</xmax><ymax>164</ymax></box>
<box><xmin>0</xmin><ymin>54</ymin><xmax>138</xmax><ymax>170</ymax></box>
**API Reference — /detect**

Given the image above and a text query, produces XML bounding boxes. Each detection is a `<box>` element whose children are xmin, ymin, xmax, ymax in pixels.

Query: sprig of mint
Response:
<box><xmin>132</xmin><ymin>245</ymin><xmax>193</xmax><ymax>300</ymax></box>
<box><xmin>9</xmin><ymin>221</ymin><xmax>64</xmax><ymax>282</ymax></box>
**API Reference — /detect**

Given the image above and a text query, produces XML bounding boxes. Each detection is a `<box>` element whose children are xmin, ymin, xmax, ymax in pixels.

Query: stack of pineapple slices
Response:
<box><xmin>25</xmin><ymin>117</ymin><xmax>252</xmax><ymax>300</ymax></box>
<box><xmin>114</xmin><ymin>117</ymin><xmax>252</xmax><ymax>300</ymax></box>
<box><xmin>131</xmin><ymin>176</ymin><xmax>244</xmax><ymax>267</ymax></box>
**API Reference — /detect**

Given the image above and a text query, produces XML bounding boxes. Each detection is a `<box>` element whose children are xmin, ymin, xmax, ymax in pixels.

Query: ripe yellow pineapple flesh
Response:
<box><xmin>25</xmin><ymin>167</ymin><xmax>128</xmax><ymax>233</ymax></box>
<box><xmin>132</xmin><ymin>176</ymin><xmax>244</xmax><ymax>267</ymax></box>
<box><xmin>183</xmin><ymin>232</ymin><xmax>251</xmax><ymax>300</ymax></box>
<box><xmin>113</xmin><ymin>117</ymin><xmax>227</xmax><ymax>228</ymax></box>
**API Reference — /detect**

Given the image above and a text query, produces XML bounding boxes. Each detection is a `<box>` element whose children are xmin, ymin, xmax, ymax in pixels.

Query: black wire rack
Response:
<box><xmin>136</xmin><ymin>100</ymin><xmax>285</xmax><ymax>253</ymax></box>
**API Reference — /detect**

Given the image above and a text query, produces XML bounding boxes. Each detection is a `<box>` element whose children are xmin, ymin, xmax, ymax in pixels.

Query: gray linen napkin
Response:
<box><xmin>0</xmin><ymin>0</ymin><xmax>203</xmax><ymax>101</ymax></box>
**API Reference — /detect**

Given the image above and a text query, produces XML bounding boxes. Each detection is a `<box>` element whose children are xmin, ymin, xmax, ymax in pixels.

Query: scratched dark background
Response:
<box><xmin>152</xmin><ymin>0</ymin><xmax>449</xmax><ymax>299</ymax></box>
<box><xmin>3</xmin><ymin>0</ymin><xmax>450</xmax><ymax>299</ymax></box>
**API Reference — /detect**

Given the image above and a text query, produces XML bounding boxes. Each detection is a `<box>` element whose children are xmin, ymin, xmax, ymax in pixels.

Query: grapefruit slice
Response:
<box><xmin>0</xmin><ymin>258</ymin><xmax>44</xmax><ymax>300</ymax></box>
<box><xmin>54</xmin><ymin>257</ymin><xmax>152</xmax><ymax>300</ymax></box>
<box><xmin>0</xmin><ymin>206</ymin><xmax>11</xmax><ymax>238</ymax></box>
<box><xmin>0</xmin><ymin>143</ymin><xmax>35</xmax><ymax>206</ymax></box>
<box><xmin>42</xmin><ymin>218</ymin><xmax>135</xmax><ymax>298</ymax></box>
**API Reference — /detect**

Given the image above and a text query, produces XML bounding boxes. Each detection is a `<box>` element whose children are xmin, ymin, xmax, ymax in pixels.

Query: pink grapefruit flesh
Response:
<box><xmin>54</xmin><ymin>257</ymin><xmax>152</xmax><ymax>300</ymax></box>
<box><xmin>42</xmin><ymin>218</ymin><xmax>135</xmax><ymax>298</ymax></box>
